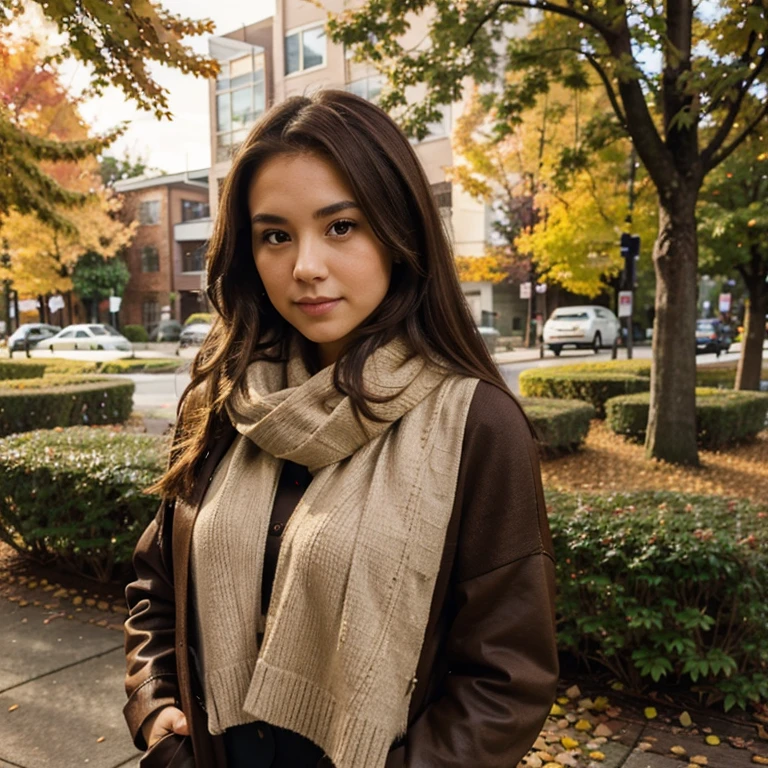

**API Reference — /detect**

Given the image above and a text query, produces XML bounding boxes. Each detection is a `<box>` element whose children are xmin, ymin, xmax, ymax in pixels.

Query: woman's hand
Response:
<box><xmin>142</xmin><ymin>705</ymin><xmax>190</xmax><ymax>748</ymax></box>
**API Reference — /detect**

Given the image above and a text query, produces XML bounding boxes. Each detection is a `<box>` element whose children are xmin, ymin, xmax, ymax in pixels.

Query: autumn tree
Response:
<box><xmin>0</xmin><ymin>37</ymin><xmax>135</xmax><ymax>307</ymax></box>
<box><xmin>698</xmin><ymin>130</ymin><xmax>768</xmax><ymax>390</ymax></box>
<box><xmin>330</xmin><ymin>0</ymin><xmax>768</xmax><ymax>465</ymax></box>
<box><xmin>0</xmin><ymin>0</ymin><xmax>216</xmax><ymax>230</ymax></box>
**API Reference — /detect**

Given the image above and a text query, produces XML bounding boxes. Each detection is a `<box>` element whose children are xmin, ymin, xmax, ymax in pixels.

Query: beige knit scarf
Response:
<box><xmin>190</xmin><ymin>337</ymin><xmax>478</xmax><ymax>768</ymax></box>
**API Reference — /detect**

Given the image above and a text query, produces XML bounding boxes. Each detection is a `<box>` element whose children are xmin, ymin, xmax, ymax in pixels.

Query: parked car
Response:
<box><xmin>7</xmin><ymin>323</ymin><xmax>61</xmax><ymax>352</ymax></box>
<box><xmin>542</xmin><ymin>305</ymin><xmax>621</xmax><ymax>356</ymax></box>
<box><xmin>695</xmin><ymin>318</ymin><xmax>731</xmax><ymax>356</ymax></box>
<box><xmin>148</xmin><ymin>319</ymin><xmax>182</xmax><ymax>342</ymax></box>
<box><xmin>36</xmin><ymin>323</ymin><xmax>132</xmax><ymax>352</ymax></box>
<box><xmin>178</xmin><ymin>322</ymin><xmax>212</xmax><ymax>349</ymax></box>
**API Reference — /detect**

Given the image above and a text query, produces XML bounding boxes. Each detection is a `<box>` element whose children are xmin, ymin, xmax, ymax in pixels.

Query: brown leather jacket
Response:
<box><xmin>124</xmin><ymin>381</ymin><xmax>558</xmax><ymax>767</ymax></box>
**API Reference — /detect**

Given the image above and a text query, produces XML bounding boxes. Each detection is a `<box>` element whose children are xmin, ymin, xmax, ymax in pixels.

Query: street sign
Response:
<box><xmin>535</xmin><ymin>283</ymin><xmax>547</xmax><ymax>294</ymax></box>
<box><xmin>718</xmin><ymin>293</ymin><xmax>732</xmax><ymax>313</ymax></box>
<box><xmin>618</xmin><ymin>291</ymin><xmax>633</xmax><ymax>318</ymax></box>
<box><xmin>109</xmin><ymin>296</ymin><xmax>122</xmax><ymax>313</ymax></box>
<box><xmin>519</xmin><ymin>282</ymin><xmax>532</xmax><ymax>300</ymax></box>
<box><xmin>48</xmin><ymin>295</ymin><xmax>65</xmax><ymax>314</ymax></box>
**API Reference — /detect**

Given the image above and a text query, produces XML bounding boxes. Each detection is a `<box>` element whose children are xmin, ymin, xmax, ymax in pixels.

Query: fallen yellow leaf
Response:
<box><xmin>96</xmin><ymin>736</ymin><xmax>105</xmax><ymax>743</ymax></box>
<box><xmin>690</xmin><ymin>757</ymin><xmax>708</xmax><ymax>766</ymax></box>
<box><xmin>680</xmin><ymin>711</ymin><xmax>693</xmax><ymax>727</ymax></box>
<box><xmin>705</xmin><ymin>735</ymin><xmax>720</xmax><ymax>746</ymax></box>
<box><xmin>557</xmin><ymin>696</ymin><xmax>570</xmax><ymax>705</ymax></box>
<box><xmin>751</xmin><ymin>757</ymin><xmax>768</xmax><ymax>766</ymax></box>
<box><xmin>8</xmin><ymin>704</ymin><xmax>19</xmax><ymax>712</ymax></box>
<box><xmin>592</xmin><ymin>696</ymin><xmax>610</xmax><ymax>712</ymax></box>
<box><xmin>575</xmin><ymin>719</ymin><xmax>592</xmax><ymax>732</ymax></box>
<box><xmin>670</xmin><ymin>746</ymin><xmax>687</xmax><ymax>756</ymax></box>
<box><xmin>589</xmin><ymin>751</ymin><xmax>606</xmax><ymax>761</ymax></box>
<box><xmin>549</xmin><ymin>704</ymin><xmax>566</xmax><ymax>716</ymax></box>
<box><xmin>644</xmin><ymin>707</ymin><xmax>658</xmax><ymax>720</ymax></box>
<box><xmin>560</xmin><ymin>736</ymin><xmax>580</xmax><ymax>750</ymax></box>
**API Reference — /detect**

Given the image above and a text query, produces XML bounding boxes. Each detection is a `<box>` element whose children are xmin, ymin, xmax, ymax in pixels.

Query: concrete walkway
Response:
<box><xmin>0</xmin><ymin>598</ymin><xmax>141</xmax><ymax>768</ymax></box>
<box><xmin>1</xmin><ymin>596</ymin><xmax>766</xmax><ymax>768</ymax></box>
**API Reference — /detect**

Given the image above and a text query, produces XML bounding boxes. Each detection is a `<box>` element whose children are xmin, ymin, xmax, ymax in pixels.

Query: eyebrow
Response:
<box><xmin>251</xmin><ymin>200</ymin><xmax>359</xmax><ymax>225</ymax></box>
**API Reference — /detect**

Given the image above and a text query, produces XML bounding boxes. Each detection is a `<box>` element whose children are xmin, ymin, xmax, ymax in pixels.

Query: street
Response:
<box><xmin>6</xmin><ymin>341</ymin><xmax>753</xmax><ymax>415</ymax></box>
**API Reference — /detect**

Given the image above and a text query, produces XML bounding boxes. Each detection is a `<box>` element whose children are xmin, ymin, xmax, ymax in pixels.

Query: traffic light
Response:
<box><xmin>620</xmin><ymin>233</ymin><xmax>640</xmax><ymax>290</ymax></box>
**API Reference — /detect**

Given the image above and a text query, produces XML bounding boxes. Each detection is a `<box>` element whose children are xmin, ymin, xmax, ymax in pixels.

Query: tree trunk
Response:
<box><xmin>645</xmin><ymin>194</ymin><xmax>700</xmax><ymax>465</ymax></box>
<box><xmin>735</xmin><ymin>284</ymin><xmax>767</xmax><ymax>390</ymax></box>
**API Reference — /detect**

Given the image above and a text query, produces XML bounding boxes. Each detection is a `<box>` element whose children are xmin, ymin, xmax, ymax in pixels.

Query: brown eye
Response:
<box><xmin>263</xmin><ymin>230</ymin><xmax>290</xmax><ymax>245</ymax></box>
<box><xmin>328</xmin><ymin>220</ymin><xmax>356</xmax><ymax>237</ymax></box>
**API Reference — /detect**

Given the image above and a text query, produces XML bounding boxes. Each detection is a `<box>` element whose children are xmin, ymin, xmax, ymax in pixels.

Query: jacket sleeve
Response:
<box><xmin>123</xmin><ymin>499</ymin><xmax>181</xmax><ymax>750</ymax></box>
<box><xmin>399</xmin><ymin>382</ymin><xmax>559</xmax><ymax>767</ymax></box>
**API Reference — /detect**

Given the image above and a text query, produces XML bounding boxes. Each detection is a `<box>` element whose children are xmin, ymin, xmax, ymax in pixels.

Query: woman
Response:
<box><xmin>124</xmin><ymin>90</ymin><xmax>557</xmax><ymax>768</ymax></box>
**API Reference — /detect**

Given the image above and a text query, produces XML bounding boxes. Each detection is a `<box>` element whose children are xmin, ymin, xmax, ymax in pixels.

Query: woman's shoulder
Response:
<box><xmin>464</xmin><ymin>380</ymin><xmax>533</xmax><ymax>444</ymax></box>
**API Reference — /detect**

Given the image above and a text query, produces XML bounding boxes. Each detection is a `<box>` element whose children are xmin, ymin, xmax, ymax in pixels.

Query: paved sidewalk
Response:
<box><xmin>1</xmin><ymin>593</ymin><xmax>766</xmax><ymax>768</ymax></box>
<box><xmin>0</xmin><ymin>595</ymin><xmax>141</xmax><ymax>768</ymax></box>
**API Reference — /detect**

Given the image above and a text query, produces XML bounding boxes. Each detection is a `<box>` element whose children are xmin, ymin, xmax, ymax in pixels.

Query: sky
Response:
<box><xmin>68</xmin><ymin>1</ymin><xmax>274</xmax><ymax>175</ymax></box>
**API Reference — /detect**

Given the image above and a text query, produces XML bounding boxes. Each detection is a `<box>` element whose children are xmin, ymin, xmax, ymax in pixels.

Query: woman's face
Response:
<box><xmin>248</xmin><ymin>152</ymin><xmax>392</xmax><ymax>367</ymax></box>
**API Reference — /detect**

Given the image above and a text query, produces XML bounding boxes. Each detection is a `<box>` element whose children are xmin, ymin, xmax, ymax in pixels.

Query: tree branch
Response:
<box><xmin>465</xmin><ymin>0</ymin><xmax>616</xmax><ymax>47</ymax></box>
<box><xmin>707</xmin><ymin>102</ymin><xmax>768</xmax><ymax>171</ymax></box>
<box><xmin>702</xmin><ymin>48</ymin><xmax>768</xmax><ymax>168</ymax></box>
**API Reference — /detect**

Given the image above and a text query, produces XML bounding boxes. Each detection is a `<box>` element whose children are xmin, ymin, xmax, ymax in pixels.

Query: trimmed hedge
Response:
<box><xmin>550</xmin><ymin>490</ymin><xmax>768</xmax><ymax>711</ymax></box>
<box><xmin>184</xmin><ymin>312</ymin><xmax>212</xmax><ymax>326</ymax></box>
<box><xmin>605</xmin><ymin>388</ymin><xmax>768</xmax><ymax>448</ymax></box>
<box><xmin>0</xmin><ymin>360</ymin><xmax>45</xmax><ymax>380</ymax></box>
<box><xmin>696</xmin><ymin>362</ymin><xmax>768</xmax><ymax>389</ymax></box>
<box><xmin>0</xmin><ymin>375</ymin><xmax>135</xmax><ymax>436</ymax></box>
<box><xmin>519</xmin><ymin>369</ymin><xmax>650</xmax><ymax>418</ymax></box>
<box><xmin>520</xmin><ymin>396</ymin><xmax>595</xmax><ymax>455</ymax></box>
<box><xmin>1</xmin><ymin>358</ymin><xmax>100</xmax><ymax>377</ymax></box>
<box><xmin>98</xmin><ymin>357</ymin><xmax>182</xmax><ymax>374</ymax></box>
<box><xmin>0</xmin><ymin>427</ymin><xmax>166</xmax><ymax>582</ymax></box>
<box><xmin>122</xmin><ymin>324</ymin><xmax>149</xmax><ymax>343</ymax></box>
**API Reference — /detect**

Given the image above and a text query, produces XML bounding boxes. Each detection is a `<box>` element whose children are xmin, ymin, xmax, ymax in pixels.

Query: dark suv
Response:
<box><xmin>695</xmin><ymin>319</ymin><xmax>731</xmax><ymax>356</ymax></box>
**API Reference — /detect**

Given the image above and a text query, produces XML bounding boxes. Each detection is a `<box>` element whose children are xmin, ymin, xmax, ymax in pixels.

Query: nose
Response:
<box><xmin>292</xmin><ymin>236</ymin><xmax>329</xmax><ymax>283</ymax></box>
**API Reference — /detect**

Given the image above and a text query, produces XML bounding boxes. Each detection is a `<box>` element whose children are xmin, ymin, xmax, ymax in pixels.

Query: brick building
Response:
<box><xmin>114</xmin><ymin>169</ymin><xmax>210</xmax><ymax>329</ymax></box>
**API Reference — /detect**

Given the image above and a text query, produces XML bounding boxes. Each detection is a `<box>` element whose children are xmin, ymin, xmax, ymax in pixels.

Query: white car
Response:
<box><xmin>35</xmin><ymin>323</ymin><xmax>132</xmax><ymax>352</ymax></box>
<box><xmin>542</xmin><ymin>305</ymin><xmax>621</xmax><ymax>356</ymax></box>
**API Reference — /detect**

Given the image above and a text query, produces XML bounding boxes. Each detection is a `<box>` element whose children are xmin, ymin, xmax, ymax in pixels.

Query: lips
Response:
<box><xmin>295</xmin><ymin>298</ymin><xmax>342</xmax><ymax>316</ymax></box>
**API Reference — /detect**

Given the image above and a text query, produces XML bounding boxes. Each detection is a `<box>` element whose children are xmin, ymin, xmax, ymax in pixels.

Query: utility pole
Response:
<box><xmin>619</xmin><ymin>148</ymin><xmax>640</xmax><ymax>359</ymax></box>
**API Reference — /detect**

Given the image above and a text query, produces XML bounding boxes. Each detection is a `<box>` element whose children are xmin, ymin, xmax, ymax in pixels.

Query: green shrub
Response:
<box><xmin>0</xmin><ymin>427</ymin><xmax>167</xmax><ymax>582</ymax></box>
<box><xmin>520</xmin><ymin>396</ymin><xmax>595</xmax><ymax>455</ymax></box>
<box><xmin>549</xmin><ymin>490</ymin><xmax>768</xmax><ymax>711</ymax></box>
<box><xmin>0</xmin><ymin>360</ymin><xmax>45</xmax><ymax>380</ymax></box>
<box><xmin>605</xmin><ymin>388</ymin><xmax>768</xmax><ymax>448</ymax></box>
<box><xmin>122</xmin><ymin>324</ymin><xmax>148</xmax><ymax>343</ymax></box>
<box><xmin>0</xmin><ymin>376</ymin><xmax>134</xmax><ymax>436</ymax></box>
<box><xmin>695</xmin><ymin>363</ymin><xmax>768</xmax><ymax>389</ymax></box>
<box><xmin>97</xmin><ymin>358</ymin><xmax>182</xmax><ymax>374</ymax></box>
<box><xmin>2</xmin><ymin>358</ymin><xmax>100</xmax><ymax>377</ymax></box>
<box><xmin>184</xmin><ymin>312</ymin><xmax>212</xmax><ymax>326</ymax></box>
<box><xmin>550</xmin><ymin>359</ymin><xmax>652</xmax><ymax>378</ymax></box>
<box><xmin>519</xmin><ymin>369</ymin><xmax>650</xmax><ymax>418</ymax></box>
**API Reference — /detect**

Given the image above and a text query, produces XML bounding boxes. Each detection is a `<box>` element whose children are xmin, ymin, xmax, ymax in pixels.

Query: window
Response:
<box><xmin>75</xmin><ymin>330</ymin><xmax>89</xmax><ymax>338</ymax></box>
<box><xmin>347</xmin><ymin>75</ymin><xmax>382</xmax><ymax>103</ymax></box>
<box><xmin>142</xmin><ymin>298</ymin><xmax>160</xmax><ymax>329</ymax></box>
<box><xmin>88</xmin><ymin>326</ymin><xmax>108</xmax><ymax>335</ymax></box>
<box><xmin>216</xmin><ymin>52</ymin><xmax>266</xmax><ymax>161</ymax></box>
<box><xmin>182</xmin><ymin>242</ymin><xmax>207</xmax><ymax>273</ymax></box>
<box><xmin>141</xmin><ymin>246</ymin><xmax>160</xmax><ymax>273</ymax></box>
<box><xmin>182</xmin><ymin>200</ymin><xmax>210</xmax><ymax>222</ymax></box>
<box><xmin>285</xmin><ymin>25</ymin><xmax>326</xmax><ymax>75</ymax></box>
<box><xmin>409</xmin><ymin>107</ymin><xmax>451</xmax><ymax>144</ymax></box>
<box><xmin>138</xmin><ymin>200</ymin><xmax>160</xmax><ymax>225</ymax></box>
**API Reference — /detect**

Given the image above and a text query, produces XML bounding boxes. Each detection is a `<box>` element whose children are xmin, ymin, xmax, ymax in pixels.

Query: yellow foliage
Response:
<box><xmin>455</xmin><ymin>255</ymin><xmax>509</xmax><ymax>284</ymax></box>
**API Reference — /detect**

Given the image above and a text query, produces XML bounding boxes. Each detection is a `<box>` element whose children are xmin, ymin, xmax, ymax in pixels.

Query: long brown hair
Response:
<box><xmin>152</xmin><ymin>89</ymin><xmax>514</xmax><ymax>502</ymax></box>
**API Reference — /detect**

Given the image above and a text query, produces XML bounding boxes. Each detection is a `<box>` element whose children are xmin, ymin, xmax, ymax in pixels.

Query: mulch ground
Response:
<box><xmin>541</xmin><ymin>423</ymin><xmax>768</xmax><ymax>505</ymax></box>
